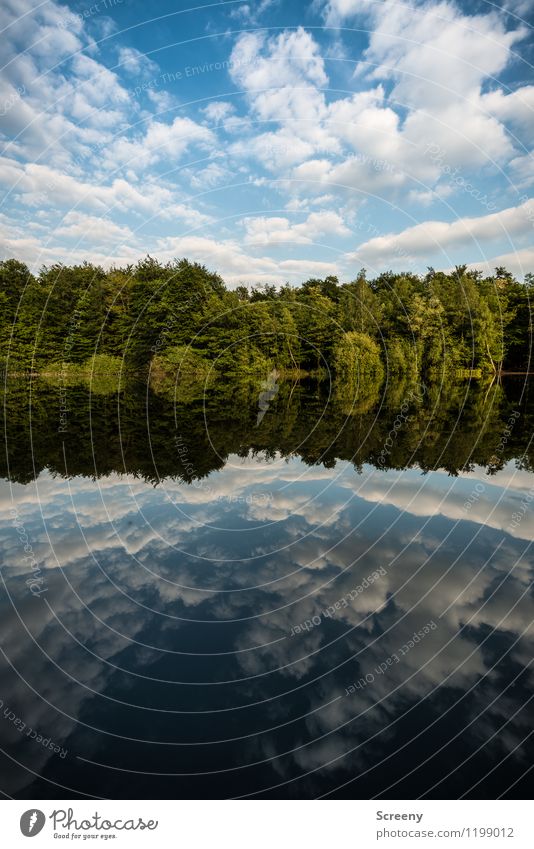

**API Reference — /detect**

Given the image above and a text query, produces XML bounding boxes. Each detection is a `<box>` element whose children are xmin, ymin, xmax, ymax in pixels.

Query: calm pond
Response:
<box><xmin>0</xmin><ymin>375</ymin><xmax>533</xmax><ymax>798</ymax></box>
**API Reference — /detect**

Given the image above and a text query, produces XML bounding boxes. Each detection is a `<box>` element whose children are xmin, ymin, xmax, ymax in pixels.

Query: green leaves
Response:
<box><xmin>0</xmin><ymin>257</ymin><xmax>530</xmax><ymax>377</ymax></box>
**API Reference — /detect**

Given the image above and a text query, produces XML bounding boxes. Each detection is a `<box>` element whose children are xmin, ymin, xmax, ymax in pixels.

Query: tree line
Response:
<box><xmin>0</xmin><ymin>257</ymin><xmax>532</xmax><ymax>380</ymax></box>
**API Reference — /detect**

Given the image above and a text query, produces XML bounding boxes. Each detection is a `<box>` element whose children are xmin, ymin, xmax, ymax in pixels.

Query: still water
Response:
<box><xmin>0</xmin><ymin>376</ymin><xmax>533</xmax><ymax>798</ymax></box>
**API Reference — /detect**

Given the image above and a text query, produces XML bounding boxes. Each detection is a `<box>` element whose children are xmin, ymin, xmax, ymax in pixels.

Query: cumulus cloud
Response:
<box><xmin>117</xmin><ymin>46</ymin><xmax>158</xmax><ymax>77</ymax></box>
<box><xmin>154</xmin><ymin>234</ymin><xmax>339</xmax><ymax>284</ymax></box>
<box><xmin>243</xmin><ymin>210</ymin><xmax>351</xmax><ymax>246</ymax></box>
<box><xmin>101</xmin><ymin>117</ymin><xmax>216</xmax><ymax>171</ymax></box>
<box><xmin>0</xmin><ymin>156</ymin><xmax>208</xmax><ymax>222</ymax></box>
<box><xmin>325</xmin><ymin>0</ymin><xmax>528</xmax><ymax>170</ymax></box>
<box><xmin>187</xmin><ymin>160</ymin><xmax>230</xmax><ymax>191</ymax></box>
<box><xmin>0</xmin><ymin>0</ymin><xmax>217</xmax><ymax>263</ymax></box>
<box><xmin>231</xmin><ymin>27</ymin><xmax>328</xmax><ymax>92</ymax></box>
<box><xmin>225</xmin><ymin>10</ymin><xmax>527</xmax><ymax>213</ymax></box>
<box><xmin>53</xmin><ymin>211</ymin><xmax>135</xmax><ymax>246</ymax></box>
<box><xmin>230</xmin><ymin>27</ymin><xmax>328</xmax><ymax>123</ymax></box>
<box><xmin>467</xmin><ymin>246</ymin><xmax>534</xmax><ymax>280</ymax></box>
<box><xmin>202</xmin><ymin>101</ymin><xmax>236</xmax><ymax>124</ymax></box>
<box><xmin>1</xmin><ymin>0</ymin><xmax>533</xmax><ymax>277</ymax></box>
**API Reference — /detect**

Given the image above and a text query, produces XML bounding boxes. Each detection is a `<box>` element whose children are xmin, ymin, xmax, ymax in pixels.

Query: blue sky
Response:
<box><xmin>1</xmin><ymin>0</ymin><xmax>533</xmax><ymax>283</ymax></box>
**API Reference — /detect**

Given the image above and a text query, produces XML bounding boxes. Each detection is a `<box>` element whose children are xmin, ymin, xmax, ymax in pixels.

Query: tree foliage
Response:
<box><xmin>0</xmin><ymin>256</ymin><xmax>531</xmax><ymax>378</ymax></box>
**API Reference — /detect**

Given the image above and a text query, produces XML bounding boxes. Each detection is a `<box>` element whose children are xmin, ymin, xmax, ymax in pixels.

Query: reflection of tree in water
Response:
<box><xmin>1</xmin><ymin>373</ymin><xmax>533</xmax><ymax>800</ymax></box>
<box><xmin>0</xmin><ymin>374</ymin><xmax>531</xmax><ymax>485</ymax></box>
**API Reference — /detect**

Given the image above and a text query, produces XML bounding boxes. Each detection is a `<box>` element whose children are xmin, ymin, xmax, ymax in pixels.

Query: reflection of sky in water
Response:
<box><xmin>0</xmin><ymin>456</ymin><xmax>533</xmax><ymax>798</ymax></box>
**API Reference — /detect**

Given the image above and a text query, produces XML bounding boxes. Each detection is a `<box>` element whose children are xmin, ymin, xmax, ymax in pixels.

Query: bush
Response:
<box><xmin>333</xmin><ymin>331</ymin><xmax>384</xmax><ymax>388</ymax></box>
<box><xmin>151</xmin><ymin>345</ymin><xmax>213</xmax><ymax>380</ymax></box>
<box><xmin>39</xmin><ymin>354</ymin><xmax>124</xmax><ymax>394</ymax></box>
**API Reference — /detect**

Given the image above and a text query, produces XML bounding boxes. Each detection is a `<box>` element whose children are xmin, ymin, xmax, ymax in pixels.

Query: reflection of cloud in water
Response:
<box><xmin>348</xmin><ymin>463</ymin><xmax>534</xmax><ymax>542</ymax></box>
<box><xmin>0</xmin><ymin>454</ymin><xmax>532</xmax><ymax>795</ymax></box>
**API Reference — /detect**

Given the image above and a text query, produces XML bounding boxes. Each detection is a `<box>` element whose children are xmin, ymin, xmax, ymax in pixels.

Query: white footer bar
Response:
<box><xmin>1</xmin><ymin>799</ymin><xmax>531</xmax><ymax>848</ymax></box>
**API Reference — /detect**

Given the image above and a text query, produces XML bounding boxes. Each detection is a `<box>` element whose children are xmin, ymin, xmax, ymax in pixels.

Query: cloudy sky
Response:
<box><xmin>1</xmin><ymin>0</ymin><xmax>533</xmax><ymax>283</ymax></box>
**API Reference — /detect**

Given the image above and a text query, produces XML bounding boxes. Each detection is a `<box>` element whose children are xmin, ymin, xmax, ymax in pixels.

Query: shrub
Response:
<box><xmin>333</xmin><ymin>331</ymin><xmax>384</xmax><ymax>388</ymax></box>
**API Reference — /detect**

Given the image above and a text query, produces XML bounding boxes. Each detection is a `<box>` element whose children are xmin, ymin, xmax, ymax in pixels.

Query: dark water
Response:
<box><xmin>0</xmin><ymin>375</ymin><xmax>533</xmax><ymax>799</ymax></box>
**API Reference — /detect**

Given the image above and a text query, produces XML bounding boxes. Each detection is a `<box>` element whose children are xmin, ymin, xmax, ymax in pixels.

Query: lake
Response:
<box><xmin>0</xmin><ymin>375</ymin><xmax>533</xmax><ymax>798</ymax></box>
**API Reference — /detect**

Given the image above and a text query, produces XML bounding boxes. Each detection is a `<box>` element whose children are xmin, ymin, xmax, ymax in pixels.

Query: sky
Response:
<box><xmin>0</xmin><ymin>0</ymin><xmax>533</xmax><ymax>284</ymax></box>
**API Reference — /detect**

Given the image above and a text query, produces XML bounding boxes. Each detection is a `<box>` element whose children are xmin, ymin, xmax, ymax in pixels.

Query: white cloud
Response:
<box><xmin>234</xmin><ymin>1</ymin><xmax>526</xmax><ymax>228</ymax></box>
<box><xmin>324</xmin><ymin>0</ymin><xmax>375</xmax><ymax>24</ymax></box>
<box><xmin>328</xmin><ymin>0</ymin><xmax>526</xmax><ymax>107</ymax></box>
<box><xmin>155</xmin><ymin>234</ymin><xmax>339</xmax><ymax>284</ymax></box>
<box><xmin>243</xmin><ymin>210</ymin><xmax>351</xmax><ymax>245</ymax></box>
<box><xmin>71</xmin><ymin>55</ymin><xmax>130</xmax><ymax>107</ymax></box>
<box><xmin>231</xmin><ymin>27</ymin><xmax>328</xmax><ymax>91</ymax></box>
<box><xmin>293</xmin><ymin>154</ymin><xmax>408</xmax><ymax>198</ymax></box>
<box><xmin>326</xmin><ymin>0</ymin><xmax>527</xmax><ymax>170</ymax></box>
<box><xmin>500</xmin><ymin>151</ymin><xmax>534</xmax><ymax>191</ymax></box>
<box><xmin>53</xmin><ymin>211</ymin><xmax>135</xmax><ymax>246</ymax></box>
<box><xmin>285</xmin><ymin>193</ymin><xmax>336</xmax><ymax>212</ymax></box>
<box><xmin>466</xmin><ymin>246</ymin><xmax>534</xmax><ymax>280</ymax></box>
<box><xmin>65</xmin><ymin>54</ymin><xmax>130</xmax><ymax>130</ymax></box>
<box><xmin>230</xmin><ymin>0</ymin><xmax>278</xmax><ymax>23</ymax></box>
<box><xmin>229</xmin><ymin>130</ymin><xmax>314</xmax><ymax>172</ymax></box>
<box><xmin>202</xmin><ymin>101</ymin><xmax>235</xmax><ymax>124</ymax></box>
<box><xmin>404</xmin><ymin>107</ymin><xmax>513</xmax><ymax>170</ymax></box>
<box><xmin>0</xmin><ymin>156</ymin><xmax>166</xmax><ymax>215</ymax></box>
<box><xmin>368</xmin><ymin>5</ymin><xmax>523</xmax><ymax>108</ymax></box>
<box><xmin>1</xmin><ymin>0</ymin><xmax>532</xmax><ymax>277</ymax></box>
<box><xmin>188</xmin><ymin>160</ymin><xmax>230</xmax><ymax>190</ymax></box>
<box><xmin>0</xmin><ymin>4</ymin><xmax>132</xmax><ymax>163</ymax></box>
<box><xmin>117</xmin><ymin>46</ymin><xmax>158</xmax><ymax>77</ymax></box>
<box><xmin>350</xmin><ymin>465</ymin><xmax>534</xmax><ymax>543</ymax></box>
<box><xmin>102</xmin><ymin>117</ymin><xmax>215</xmax><ymax>171</ymax></box>
<box><xmin>483</xmin><ymin>85</ymin><xmax>534</xmax><ymax>136</ymax></box>
<box><xmin>230</xmin><ymin>27</ymin><xmax>328</xmax><ymax>122</ymax></box>
<box><xmin>147</xmin><ymin>88</ymin><xmax>175</xmax><ymax>112</ymax></box>
<box><xmin>227</xmin><ymin>23</ymin><xmax>502</xmax><ymax>200</ymax></box>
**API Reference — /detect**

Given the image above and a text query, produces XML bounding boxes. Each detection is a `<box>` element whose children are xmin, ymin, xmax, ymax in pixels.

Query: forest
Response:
<box><xmin>2</xmin><ymin>375</ymin><xmax>533</xmax><ymax>483</ymax></box>
<box><xmin>0</xmin><ymin>257</ymin><xmax>532</xmax><ymax>382</ymax></box>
